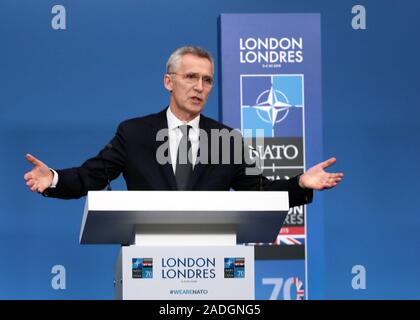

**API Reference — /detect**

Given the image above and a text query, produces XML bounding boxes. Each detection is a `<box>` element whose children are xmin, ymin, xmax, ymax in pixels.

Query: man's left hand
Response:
<box><xmin>299</xmin><ymin>157</ymin><xmax>343</xmax><ymax>190</ymax></box>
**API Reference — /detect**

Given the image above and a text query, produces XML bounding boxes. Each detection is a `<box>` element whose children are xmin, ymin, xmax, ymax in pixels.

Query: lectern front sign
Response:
<box><xmin>115</xmin><ymin>246</ymin><xmax>254</xmax><ymax>300</ymax></box>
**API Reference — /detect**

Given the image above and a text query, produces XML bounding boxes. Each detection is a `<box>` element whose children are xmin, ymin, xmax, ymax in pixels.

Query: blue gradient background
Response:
<box><xmin>1</xmin><ymin>0</ymin><xmax>419</xmax><ymax>299</ymax></box>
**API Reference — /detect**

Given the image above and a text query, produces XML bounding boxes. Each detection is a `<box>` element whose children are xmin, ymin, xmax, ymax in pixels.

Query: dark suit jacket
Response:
<box><xmin>44</xmin><ymin>108</ymin><xmax>312</xmax><ymax>207</ymax></box>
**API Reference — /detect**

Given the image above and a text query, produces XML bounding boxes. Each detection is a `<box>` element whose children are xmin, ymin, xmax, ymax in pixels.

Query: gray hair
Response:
<box><xmin>166</xmin><ymin>46</ymin><xmax>214</xmax><ymax>74</ymax></box>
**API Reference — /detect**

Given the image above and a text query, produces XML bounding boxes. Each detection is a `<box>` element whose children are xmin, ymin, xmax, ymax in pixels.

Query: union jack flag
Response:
<box><xmin>293</xmin><ymin>277</ymin><xmax>305</xmax><ymax>300</ymax></box>
<box><xmin>275</xmin><ymin>226</ymin><xmax>305</xmax><ymax>245</ymax></box>
<box><xmin>275</xmin><ymin>235</ymin><xmax>305</xmax><ymax>245</ymax></box>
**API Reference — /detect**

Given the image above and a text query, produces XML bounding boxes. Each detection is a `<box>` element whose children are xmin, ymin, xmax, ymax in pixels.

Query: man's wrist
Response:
<box><xmin>298</xmin><ymin>173</ymin><xmax>306</xmax><ymax>189</ymax></box>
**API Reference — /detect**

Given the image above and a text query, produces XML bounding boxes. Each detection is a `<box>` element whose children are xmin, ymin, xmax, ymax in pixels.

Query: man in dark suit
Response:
<box><xmin>24</xmin><ymin>46</ymin><xmax>343</xmax><ymax>208</ymax></box>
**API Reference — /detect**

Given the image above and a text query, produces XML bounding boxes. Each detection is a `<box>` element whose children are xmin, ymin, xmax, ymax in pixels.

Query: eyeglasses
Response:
<box><xmin>169</xmin><ymin>72</ymin><xmax>214</xmax><ymax>88</ymax></box>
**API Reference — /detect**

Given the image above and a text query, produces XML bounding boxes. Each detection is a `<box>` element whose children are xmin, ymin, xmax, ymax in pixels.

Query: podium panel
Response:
<box><xmin>115</xmin><ymin>246</ymin><xmax>254</xmax><ymax>300</ymax></box>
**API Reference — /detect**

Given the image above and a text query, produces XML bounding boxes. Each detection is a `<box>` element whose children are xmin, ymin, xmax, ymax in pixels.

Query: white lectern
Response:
<box><xmin>80</xmin><ymin>191</ymin><xmax>289</xmax><ymax>300</ymax></box>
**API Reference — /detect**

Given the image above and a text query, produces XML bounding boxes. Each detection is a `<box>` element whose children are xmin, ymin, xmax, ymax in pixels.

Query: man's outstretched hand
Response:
<box><xmin>299</xmin><ymin>157</ymin><xmax>343</xmax><ymax>190</ymax></box>
<box><xmin>23</xmin><ymin>154</ymin><xmax>53</xmax><ymax>193</ymax></box>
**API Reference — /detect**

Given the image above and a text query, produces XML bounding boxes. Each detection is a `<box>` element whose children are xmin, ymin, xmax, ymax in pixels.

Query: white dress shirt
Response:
<box><xmin>50</xmin><ymin>106</ymin><xmax>200</xmax><ymax>188</ymax></box>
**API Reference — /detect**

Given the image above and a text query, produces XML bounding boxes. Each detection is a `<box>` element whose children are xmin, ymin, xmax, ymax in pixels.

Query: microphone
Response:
<box><xmin>99</xmin><ymin>143</ymin><xmax>113</xmax><ymax>191</ymax></box>
<box><xmin>248</xmin><ymin>145</ymin><xmax>264</xmax><ymax>191</ymax></box>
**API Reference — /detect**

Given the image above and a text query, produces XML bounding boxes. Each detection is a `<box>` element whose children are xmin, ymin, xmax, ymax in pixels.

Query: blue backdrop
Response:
<box><xmin>1</xmin><ymin>0</ymin><xmax>419</xmax><ymax>299</ymax></box>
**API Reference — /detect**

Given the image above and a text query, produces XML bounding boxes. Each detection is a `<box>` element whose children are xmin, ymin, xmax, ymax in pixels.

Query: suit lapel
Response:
<box><xmin>153</xmin><ymin>108</ymin><xmax>177</xmax><ymax>190</ymax></box>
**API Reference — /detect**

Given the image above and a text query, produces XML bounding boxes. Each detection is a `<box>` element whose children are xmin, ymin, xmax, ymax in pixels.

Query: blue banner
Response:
<box><xmin>219</xmin><ymin>13</ymin><xmax>323</xmax><ymax>299</ymax></box>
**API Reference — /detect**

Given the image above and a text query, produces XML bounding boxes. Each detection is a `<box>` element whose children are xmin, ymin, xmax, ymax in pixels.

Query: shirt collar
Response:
<box><xmin>167</xmin><ymin>106</ymin><xmax>200</xmax><ymax>132</ymax></box>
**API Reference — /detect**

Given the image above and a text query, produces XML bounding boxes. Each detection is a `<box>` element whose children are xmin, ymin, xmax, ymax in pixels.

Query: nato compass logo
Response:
<box><xmin>132</xmin><ymin>258</ymin><xmax>153</xmax><ymax>279</ymax></box>
<box><xmin>224</xmin><ymin>257</ymin><xmax>245</xmax><ymax>278</ymax></box>
<box><xmin>241</xmin><ymin>74</ymin><xmax>304</xmax><ymax>138</ymax></box>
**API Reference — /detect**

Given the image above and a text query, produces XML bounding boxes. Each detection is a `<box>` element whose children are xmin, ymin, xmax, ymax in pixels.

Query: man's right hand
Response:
<box><xmin>24</xmin><ymin>154</ymin><xmax>53</xmax><ymax>193</ymax></box>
